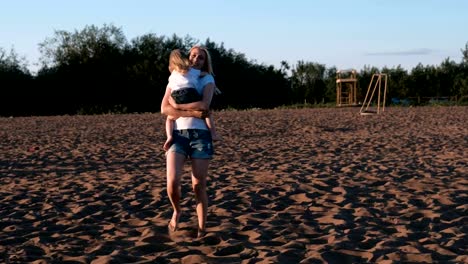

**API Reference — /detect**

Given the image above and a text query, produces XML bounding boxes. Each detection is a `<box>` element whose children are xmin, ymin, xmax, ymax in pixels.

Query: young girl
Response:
<box><xmin>163</xmin><ymin>49</ymin><xmax>220</xmax><ymax>151</ymax></box>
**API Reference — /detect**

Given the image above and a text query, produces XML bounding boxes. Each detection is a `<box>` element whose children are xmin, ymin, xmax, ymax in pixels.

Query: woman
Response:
<box><xmin>160</xmin><ymin>46</ymin><xmax>216</xmax><ymax>238</ymax></box>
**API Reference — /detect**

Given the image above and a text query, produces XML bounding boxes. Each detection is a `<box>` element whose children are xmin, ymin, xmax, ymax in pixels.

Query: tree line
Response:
<box><xmin>1</xmin><ymin>24</ymin><xmax>467</xmax><ymax>117</ymax></box>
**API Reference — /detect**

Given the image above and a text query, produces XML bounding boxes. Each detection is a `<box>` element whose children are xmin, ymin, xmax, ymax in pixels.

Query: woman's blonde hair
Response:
<box><xmin>189</xmin><ymin>46</ymin><xmax>214</xmax><ymax>76</ymax></box>
<box><xmin>169</xmin><ymin>49</ymin><xmax>190</xmax><ymax>74</ymax></box>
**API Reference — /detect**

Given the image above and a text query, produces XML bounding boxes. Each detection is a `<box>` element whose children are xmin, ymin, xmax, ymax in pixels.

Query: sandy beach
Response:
<box><xmin>1</xmin><ymin>106</ymin><xmax>467</xmax><ymax>263</ymax></box>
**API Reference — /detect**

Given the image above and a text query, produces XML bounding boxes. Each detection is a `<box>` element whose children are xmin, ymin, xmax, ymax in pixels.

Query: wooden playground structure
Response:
<box><xmin>360</xmin><ymin>73</ymin><xmax>388</xmax><ymax>115</ymax></box>
<box><xmin>336</xmin><ymin>69</ymin><xmax>358</xmax><ymax>106</ymax></box>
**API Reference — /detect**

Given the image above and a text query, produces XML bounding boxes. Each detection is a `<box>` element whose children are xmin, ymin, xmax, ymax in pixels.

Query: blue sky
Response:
<box><xmin>1</xmin><ymin>0</ymin><xmax>467</xmax><ymax>74</ymax></box>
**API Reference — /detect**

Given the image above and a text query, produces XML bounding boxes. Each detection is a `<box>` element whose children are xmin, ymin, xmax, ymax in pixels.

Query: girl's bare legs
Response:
<box><xmin>163</xmin><ymin>118</ymin><xmax>175</xmax><ymax>151</ymax></box>
<box><xmin>166</xmin><ymin>151</ymin><xmax>185</xmax><ymax>231</ymax></box>
<box><xmin>191</xmin><ymin>158</ymin><xmax>210</xmax><ymax>237</ymax></box>
<box><xmin>163</xmin><ymin>137</ymin><xmax>173</xmax><ymax>151</ymax></box>
<box><xmin>205</xmin><ymin>115</ymin><xmax>222</xmax><ymax>141</ymax></box>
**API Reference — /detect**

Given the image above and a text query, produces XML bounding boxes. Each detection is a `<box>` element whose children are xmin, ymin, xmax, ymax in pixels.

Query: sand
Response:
<box><xmin>0</xmin><ymin>106</ymin><xmax>467</xmax><ymax>263</ymax></box>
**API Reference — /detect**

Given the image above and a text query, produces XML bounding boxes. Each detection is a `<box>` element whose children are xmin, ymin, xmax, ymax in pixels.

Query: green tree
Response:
<box><xmin>358</xmin><ymin>65</ymin><xmax>380</xmax><ymax>102</ymax></box>
<box><xmin>0</xmin><ymin>47</ymin><xmax>34</xmax><ymax>116</ymax></box>
<box><xmin>324</xmin><ymin>66</ymin><xmax>337</xmax><ymax>103</ymax></box>
<box><xmin>38</xmin><ymin>24</ymin><xmax>127</xmax><ymax>68</ymax></box>
<box><xmin>455</xmin><ymin>42</ymin><xmax>468</xmax><ymax>97</ymax></box>
<box><xmin>0</xmin><ymin>47</ymin><xmax>30</xmax><ymax>74</ymax></box>
<box><xmin>125</xmin><ymin>33</ymin><xmax>197</xmax><ymax>111</ymax></box>
<box><xmin>437</xmin><ymin>58</ymin><xmax>460</xmax><ymax>97</ymax></box>
<box><xmin>290</xmin><ymin>61</ymin><xmax>326</xmax><ymax>104</ymax></box>
<box><xmin>204</xmin><ymin>39</ymin><xmax>289</xmax><ymax>109</ymax></box>
<box><xmin>37</xmin><ymin>24</ymin><xmax>130</xmax><ymax>114</ymax></box>
<box><xmin>462</xmin><ymin>42</ymin><xmax>468</xmax><ymax>64</ymax></box>
<box><xmin>382</xmin><ymin>65</ymin><xmax>408</xmax><ymax>99</ymax></box>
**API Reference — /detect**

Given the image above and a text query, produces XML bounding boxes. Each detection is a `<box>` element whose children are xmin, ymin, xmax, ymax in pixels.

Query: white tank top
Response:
<box><xmin>174</xmin><ymin>74</ymin><xmax>215</xmax><ymax>130</ymax></box>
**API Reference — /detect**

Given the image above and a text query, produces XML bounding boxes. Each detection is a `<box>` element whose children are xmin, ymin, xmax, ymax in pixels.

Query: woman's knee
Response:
<box><xmin>167</xmin><ymin>168</ymin><xmax>181</xmax><ymax>183</ymax></box>
<box><xmin>192</xmin><ymin>181</ymin><xmax>206</xmax><ymax>194</ymax></box>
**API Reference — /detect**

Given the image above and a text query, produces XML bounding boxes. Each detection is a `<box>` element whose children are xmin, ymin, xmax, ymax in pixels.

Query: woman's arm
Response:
<box><xmin>161</xmin><ymin>87</ymin><xmax>207</xmax><ymax>119</ymax></box>
<box><xmin>169</xmin><ymin>97</ymin><xmax>208</xmax><ymax>111</ymax></box>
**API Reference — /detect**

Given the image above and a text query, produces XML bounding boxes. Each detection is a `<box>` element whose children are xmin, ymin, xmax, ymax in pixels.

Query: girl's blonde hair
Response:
<box><xmin>169</xmin><ymin>49</ymin><xmax>190</xmax><ymax>74</ymax></box>
<box><xmin>189</xmin><ymin>46</ymin><xmax>214</xmax><ymax>76</ymax></box>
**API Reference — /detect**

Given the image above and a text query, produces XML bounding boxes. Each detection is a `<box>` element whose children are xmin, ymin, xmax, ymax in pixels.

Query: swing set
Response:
<box><xmin>336</xmin><ymin>69</ymin><xmax>358</xmax><ymax>106</ymax></box>
<box><xmin>336</xmin><ymin>70</ymin><xmax>388</xmax><ymax>114</ymax></box>
<box><xmin>359</xmin><ymin>73</ymin><xmax>388</xmax><ymax>115</ymax></box>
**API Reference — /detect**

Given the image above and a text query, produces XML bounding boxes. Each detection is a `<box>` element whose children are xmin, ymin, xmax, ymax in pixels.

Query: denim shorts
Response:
<box><xmin>169</xmin><ymin>129</ymin><xmax>214</xmax><ymax>159</ymax></box>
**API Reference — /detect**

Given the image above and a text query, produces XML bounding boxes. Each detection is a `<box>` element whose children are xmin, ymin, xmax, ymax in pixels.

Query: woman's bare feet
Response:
<box><xmin>197</xmin><ymin>228</ymin><xmax>206</xmax><ymax>238</ymax></box>
<box><xmin>168</xmin><ymin>212</ymin><xmax>181</xmax><ymax>232</ymax></box>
